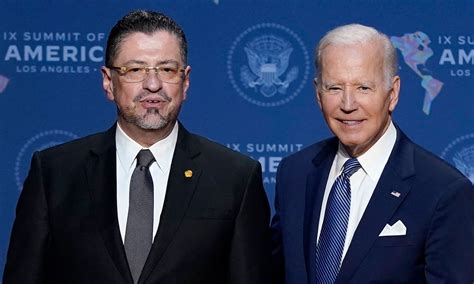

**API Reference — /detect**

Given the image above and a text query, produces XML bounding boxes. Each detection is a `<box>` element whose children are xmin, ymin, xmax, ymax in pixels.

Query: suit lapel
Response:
<box><xmin>304</xmin><ymin>139</ymin><xmax>338</xmax><ymax>284</ymax></box>
<box><xmin>337</xmin><ymin>129</ymin><xmax>416</xmax><ymax>282</ymax></box>
<box><xmin>85</xmin><ymin>125</ymin><xmax>133</xmax><ymax>284</ymax></box>
<box><xmin>140</xmin><ymin>124</ymin><xmax>202</xmax><ymax>283</ymax></box>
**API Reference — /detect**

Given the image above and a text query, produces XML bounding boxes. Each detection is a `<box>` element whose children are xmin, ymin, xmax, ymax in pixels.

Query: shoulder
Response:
<box><xmin>184</xmin><ymin>132</ymin><xmax>264</xmax><ymax>195</ymax></box>
<box><xmin>279</xmin><ymin>137</ymin><xmax>337</xmax><ymax>169</ymax></box>
<box><xmin>188</xmin><ymin>132</ymin><xmax>259</xmax><ymax>170</ymax></box>
<box><xmin>395</xmin><ymin>130</ymin><xmax>467</xmax><ymax>184</ymax></box>
<box><xmin>35</xmin><ymin>129</ymin><xmax>112</xmax><ymax>163</ymax></box>
<box><xmin>393</xmin><ymin>131</ymin><xmax>473</xmax><ymax>201</ymax></box>
<box><xmin>411</xmin><ymin>142</ymin><xmax>468</xmax><ymax>184</ymax></box>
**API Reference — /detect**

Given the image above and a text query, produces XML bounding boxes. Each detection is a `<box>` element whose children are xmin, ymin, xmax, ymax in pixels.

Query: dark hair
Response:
<box><xmin>105</xmin><ymin>10</ymin><xmax>187</xmax><ymax>66</ymax></box>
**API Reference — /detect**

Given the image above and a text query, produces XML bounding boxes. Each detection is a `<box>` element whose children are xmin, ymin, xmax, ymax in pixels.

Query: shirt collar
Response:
<box><xmin>115</xmin><ymin>121</ymin><xmax>179</xmax><ymax>174</ymax></box>
<box><xmin>336</xmin><ymin>120</ymin><xmax>397</xmax><ymax>181</ymax></box>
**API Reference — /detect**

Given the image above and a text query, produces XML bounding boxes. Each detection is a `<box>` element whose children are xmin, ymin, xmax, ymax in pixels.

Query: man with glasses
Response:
<box><xmin>4</xmin><ymin>10</ymin><xmax>271</xmax><ymax>284</ymax></box>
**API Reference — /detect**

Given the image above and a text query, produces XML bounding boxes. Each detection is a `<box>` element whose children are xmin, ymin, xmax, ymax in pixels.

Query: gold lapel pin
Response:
<box><xmin>184</xmin><ymin>170</ymin><xmax>193</xmax><ymax>178</ymax></box>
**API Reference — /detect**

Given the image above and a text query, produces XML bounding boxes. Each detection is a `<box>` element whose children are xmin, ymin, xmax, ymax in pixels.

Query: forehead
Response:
<box><xmin>320</xmin><ymin>42</ymin><xmax>384</xmax><ymax>82</ymax></box>
<box><xmin>115</xmin><ymin>31</ymin><xmax>182</xmax><ymax>64</ymax></box>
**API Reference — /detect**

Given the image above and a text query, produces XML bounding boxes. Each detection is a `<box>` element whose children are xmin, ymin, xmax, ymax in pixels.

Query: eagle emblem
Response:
<box><xmin>240</xmin><ymin>35</ymin><xmax>298</xmax><ymax>97</ymax></box>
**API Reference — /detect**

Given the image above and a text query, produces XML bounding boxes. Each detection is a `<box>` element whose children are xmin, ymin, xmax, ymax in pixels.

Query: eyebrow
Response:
<box><xmin>119</xmin><ymin>59</ymin><xmax>181</xmax><ymax>66</ymax></box>
<box><xmin>322</xmin><ymin>82</ymin><xmax>339</xmax><ymax>89</ymax></box>
<box><xmin>322</xmin><ymin>81</ymin><xmax>376</xmax><ymax>88</ymax></box>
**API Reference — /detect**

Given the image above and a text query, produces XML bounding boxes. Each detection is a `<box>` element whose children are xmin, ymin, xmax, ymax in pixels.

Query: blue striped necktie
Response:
<box><xmin>315</xmin><ymin>158</ymin><xmax>361</xmax><ymax>284</ymax></box>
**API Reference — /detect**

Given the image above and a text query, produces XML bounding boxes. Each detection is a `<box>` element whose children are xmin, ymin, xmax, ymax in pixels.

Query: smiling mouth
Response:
<box><xmin>340</xmin><ymin>120</ymin><xmax>363</xmax><ymax>125</ymax></box>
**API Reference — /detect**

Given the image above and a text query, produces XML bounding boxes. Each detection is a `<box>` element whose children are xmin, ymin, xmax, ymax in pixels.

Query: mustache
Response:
<box><xmin>133</xmin><ymin>92</ymin><xmax>172</xmax><ymax>103</ymax></box>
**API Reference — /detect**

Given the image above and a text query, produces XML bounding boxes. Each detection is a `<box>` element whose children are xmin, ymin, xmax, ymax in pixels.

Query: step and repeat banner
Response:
<box><xmin>1</xmin><ymin>0</ymin><xmax>472</xmax><ymax>275</ymax></box>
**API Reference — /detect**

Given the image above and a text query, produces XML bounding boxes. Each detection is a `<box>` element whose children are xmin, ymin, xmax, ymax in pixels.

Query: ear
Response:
<box><xmin>314</xmin><ymin>77</ymin><xmax>322</xmax><ymax>109</ymax></box>
<box><xmin>101</xmin><ymin>66</ymin><xmax>115</xmax><ymax>101</ymax></box>
<box><xmin>182</xmin><ymin>65</ymin><xmax>191</xmax><ymax>101</ymax></box>
<box><xmin>388</xmin><ymin>75</ymin><xmax>400</xmax><ymax>112</ymax></box>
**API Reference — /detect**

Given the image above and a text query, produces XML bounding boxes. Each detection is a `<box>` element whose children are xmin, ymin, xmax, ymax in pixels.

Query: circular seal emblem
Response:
<box><xmin>227</xmin><ymin>23</ymin><xmax>310</xmax><ymax>107</ymax></box>
<box><xmin>441</xmin><ymin>133</ymin><xmax>474</xmax><ymax>184</ymax></box>
<box><xmin>14</xmin><ymin>130</ymin><xmax>78</xmax><ymax>191</ymax></box>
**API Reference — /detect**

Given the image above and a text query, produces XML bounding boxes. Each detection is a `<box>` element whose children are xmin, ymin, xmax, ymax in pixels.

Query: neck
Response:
<box><xmin>117</xmin><ymin>119</ymin><xmax>175</xmax><ymax>148</ymax></box>
<box><xmin>342</xmin><ymin>118</ymin><xmax>392</xmax><ymax>158</ymax></box>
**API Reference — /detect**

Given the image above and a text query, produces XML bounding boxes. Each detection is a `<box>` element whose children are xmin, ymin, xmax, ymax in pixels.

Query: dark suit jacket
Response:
<box><xmin>4</xmin><ymin>123</ymin><xmax>272</xmax><ymax>284</ymax></box>
<box><xmin>271</xmin><ymin>128</ymin><xmax>474</xmax><ymax>283</ymax></box>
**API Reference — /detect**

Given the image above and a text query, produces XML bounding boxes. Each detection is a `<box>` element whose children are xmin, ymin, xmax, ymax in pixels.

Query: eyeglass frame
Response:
<box><xmin>107</xmin><ymin>65</ymin><xmax>187</xmax><ymax>84</ymax></box>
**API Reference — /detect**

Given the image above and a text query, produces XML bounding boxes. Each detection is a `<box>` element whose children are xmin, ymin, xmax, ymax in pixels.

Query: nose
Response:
<box><xmin>340</xmin><ymin>88</ymin><xmax>358</xmax><ymax>112</ymax></box>
<box><xmin>142</xmin><ymin>69</ymin><xmax>163</xmax><ymax>92</ymax></box>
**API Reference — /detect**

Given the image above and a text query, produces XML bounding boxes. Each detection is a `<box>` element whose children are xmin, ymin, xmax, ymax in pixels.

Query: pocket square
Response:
<box><xmin>379</xmin><ymin>220</ymin><xmax>406</xmax><ymax>236</ymax></box>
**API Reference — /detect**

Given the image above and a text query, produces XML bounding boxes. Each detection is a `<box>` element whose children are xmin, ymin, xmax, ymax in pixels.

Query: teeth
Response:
<box><xmin>342</xmin><ymin>120</ymin><xmax>360</xmax><ymax>125</ymax></box>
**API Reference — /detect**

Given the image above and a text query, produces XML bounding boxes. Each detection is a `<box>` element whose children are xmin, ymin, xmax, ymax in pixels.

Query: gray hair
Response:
<box><xmin>315</xmin><ymin>24</ymin><xmax>398</xmax><ymax>89</ymax></box>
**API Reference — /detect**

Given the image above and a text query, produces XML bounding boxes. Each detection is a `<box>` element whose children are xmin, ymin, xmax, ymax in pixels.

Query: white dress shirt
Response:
<box><xmin>115</xmin><ymin>122</ymin><xmax>178</xmax><ymax>242</ymax></box>
<box><xmin>317</xmin><ymin>121</ymin><xmax>397</xmax><ymax>264</ymax></box>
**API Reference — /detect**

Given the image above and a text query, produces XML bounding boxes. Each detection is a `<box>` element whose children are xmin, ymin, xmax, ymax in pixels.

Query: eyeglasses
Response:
<box><xmin>108</xmin><ymin>64</ymin><xmax>186</xmax><ymax>84</ymax></box>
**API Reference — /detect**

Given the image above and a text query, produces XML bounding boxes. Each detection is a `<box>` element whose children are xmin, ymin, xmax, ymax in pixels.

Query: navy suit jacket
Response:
<box><xmin>271</xmin><ymin>128</ymin><xmax>474</xmax><ymax>283</ymax></box>
<box><xmin>4</xmin><ymin>123</ymin><xmax>272</xmax><ymax>284</ymax></box>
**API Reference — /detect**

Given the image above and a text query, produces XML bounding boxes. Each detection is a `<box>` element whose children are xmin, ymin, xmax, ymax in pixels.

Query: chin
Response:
<box><xmin>338</xmin><ymin>136</ymin><xmax>365</xmax><ymax>150</ymax></box>
<box><xmin>139</xmin><ymin>112</ymin><xmax>171</xmax><ymax>129</ymax></box>
<box><xmin>137</xmin><ymin>120</ymin><xmax>167</xmax><ymax>130</ymax></box>
<box><xmin>334</xmin><ymin>131</ymin><xmax>360</xmax><ymax>143</ymax></box>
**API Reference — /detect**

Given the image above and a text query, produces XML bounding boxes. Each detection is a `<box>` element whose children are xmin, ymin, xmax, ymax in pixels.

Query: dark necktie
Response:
<box><xmin>315</xmin><ymin>158</ymin><xmax>361</xmax><ymax>284</ymax></box>
<box><xmin>125</xmin><ymin>149</ymin><xmax>155</xmax><ymax>283</ymax></box>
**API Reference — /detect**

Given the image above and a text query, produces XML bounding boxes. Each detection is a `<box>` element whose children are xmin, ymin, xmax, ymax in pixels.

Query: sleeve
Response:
<box><xmin>270</xmin><ymin>158</ymin><xmax>285</xmax><ymax>284</ymax></box>
<box><xmin>227</xmin><ymin>161</ymin><xmax>272</xmax><ymax>284</ymax></box>
<box><xmin>424</xmin><ymin>176</ymin><xmax>474</xmax><ymax>282</ymax></box>
<box><xmin>3</xmin><ymin>151</ymin><xmax>51</xmax><ymax>283</ymax></box>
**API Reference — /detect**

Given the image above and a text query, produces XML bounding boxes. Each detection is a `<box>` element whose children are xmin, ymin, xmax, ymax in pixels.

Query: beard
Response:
<box><xmin>118</xmin><ymin>91</ymin><xmax>181</xmax><ymax>130</ymax></box>
<box><xmin>127</xmin><ymin>108</ymin><xmax>168</xmax><ymax>129</ymax></box>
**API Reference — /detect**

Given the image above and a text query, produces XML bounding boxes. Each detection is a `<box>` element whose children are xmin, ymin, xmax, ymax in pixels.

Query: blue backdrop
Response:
<box><xmin>1</xmin><ymin>0</ymin><xmax>473</xmax><ymax>277</ymax></box>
